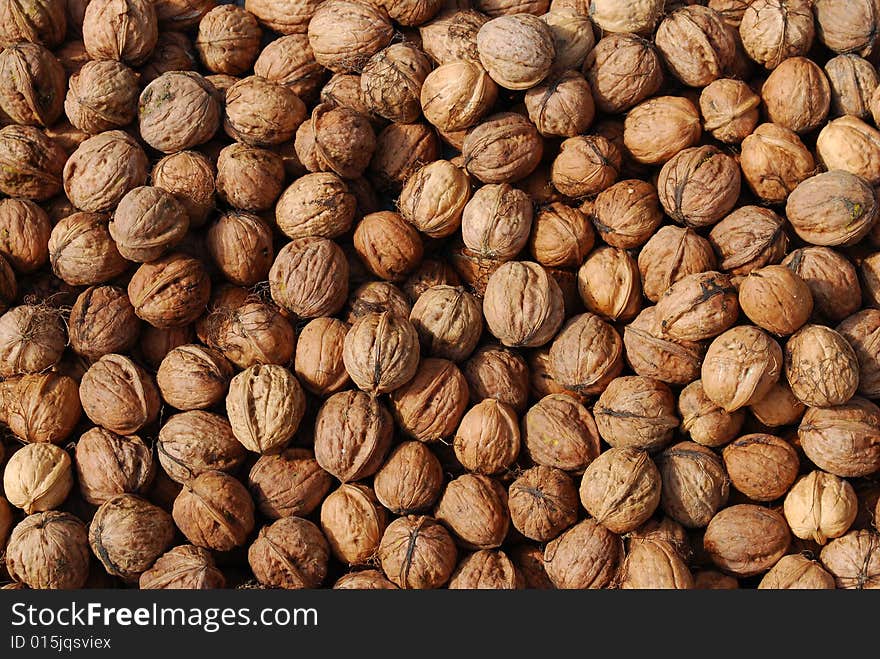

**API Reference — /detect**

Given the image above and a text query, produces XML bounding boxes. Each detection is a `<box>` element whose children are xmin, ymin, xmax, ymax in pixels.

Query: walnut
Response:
<box><xmin>345</xmin><ymin>282</ymin><xmax>410</xmax><ymax>324</ymax></box>
<box><xmin>139</xmin><ymin>72</ymin><xmax>221</xmax><ymax>153</ymax></box>
<box><xmin>195</xmin><ymin>5</ymin><xmax>260</xmax><ymax>75</ymax></box>
<box><xmin>702</xmin><ymin>326</ymin><xmax>782</xmax><ymax>412</ymax></box>
<box><xmin>448</xmin><ymin>549</ymin><xmax>522</xmax><ymax>590</ymax></box>
<box><xmin>0</xmin><ymin>0</ymin><xmax>66</xmax><ymax>47</ymax></box>
<box><xmin>655</xmin><ymin>271</ymin><xmax>739</xmax><ymax>342</ymax></box>
<box><xmin>817</xmin><ymin>115</ymin><xmax>880</xmax><ymax>185</ymax></box>
<box><xmin>224</xmin><ymin>75</ymin><xmax>306</xmax><ymax>147</ymax></box>
<box><xmin>798</xmin><ymin>397</ymin><xmax>880</xmax><ymax>478</ymax></box>
<box><xmin>624</xmin><ymin>96</ymin><xmax>701</xmax><ymax>165</ymax></box>
<box><xmin>619</xmin><ymin>536</ymin><xmax>694</xmax><ymax>590</ymax></box>
<box><xmin>109</xmin><ymin>186</ymin><xmax>188</xmax><ymax>263</ymax></box>
<box><xmin>276</xmin><ymin>172</ymin><xmax>355</xmax><ymax>240</ymax></box>
<box><xmin>749</xmin><ymin>381</ymin><xmax>806</xmax><ymax>427</ymax></box>
<box><xmin>361</xmin><ymin>43</ymin><xmax>432</xmax><ymax>124</ymax></box>
<box><xmin>508</xmin><ymin>466</ymin><xmax>577</xmax><ymax>542</ymax></box>
<box><xmin>784</xmin><ymin>470</ymin><xmax>858</xmax><ymax>544</ymax></box>
<box><xmin>462</xmin><ymin>344</ymin><xmax>529</xmax><ymax>412</ymax></box>
<box><xmin>461</xmin><ymin>183</ymin><xmax>533</xmax><ymax>260</ymax></box>
<box><xmin>0</xmin><ymin>305</ymin><xmax>65</xmax><ymax>378</ymax></box>
<box><xmin>543</xmin><ymin>518</ymin><xmax>621</xmax><ymax>589</ymax></box>
<box><xmin>69</xmin><ymin>285</ymin><xmax>140</xmax><ymax>360</ymax></box>
<box><xmin>548</xmin><ymin>312</ymin><xmax>623</xmax><ymax>395</ymax></box>
<box><xmin>814</xmin><ymin>0</ymin><xmax>879</xmax><ymax>56</ymax></box>
<box><xmin>409</xmin><ymin>286</ymin><xmax>482</xmax><ymax>362</ymax></box>
<box><xmin>761</xmin><ymin>56</ymin><xmax>830</xmax><ymax>134</ymax></box>
<box><xmin>638</xmin><ymin>226</ymin><xmax>717</xmax><ymax>303</ymax></box>
<box><xmin>583</xmin><ymin>33</ymin><xmax>663</xmax><ymax>114</ymax></box>
<box><xmin>200</xmin><ymin>297</ymin><xmax>295</xmax><ymax>369</ymax></box>
<box><xmin>139</xmin><ymin>545</ymin><xmax>225</xmax><ymax>589</ymax></box>
<box><xmin>826</xmin><ymin>54</ymin><xmax>879</xmax><ymax>118</ymax></box>
<box><xmin>62</xmin><ymin>130</ymin><xmax>148</xmax><ymax>212</ymax></box>
<box><xmin>739</xmin><ymin>265</ymin><xmax>813</xmax><ymax>336</ymax></box>
<box><xmin>579</xmin><ymin>448</ymin><xmax>660</xmax><ymax>534</ymax></box>
<box><xmin>370</xmin><ymin>121</ymin><xmax>438</xmax><ymax>192</ymax></box>
<box><xmin>658</xmin><ymin>441</ymin><xmax>730</xmax><ymax>529</ymax></box>
<box><xmin>453</xmin><ymin>398</ymin><xmax>519</xmax><ymax>474</ymax></box>
<box><xmin>254</xmin><ymin>34</ymin><xmax>324</xmax><ymax>103</ymax></box>
<box><xmin>435</xmin><ymin>473</ymin><xmax>509</xmax><ymax>549</ymax></box>
<box><xmin>709</xmin><ymin>206</ymin><xmax>788</xmax><ymax>277</ymax></box>
<box><xmin>5</xmin><ymin>512</ymin><xmax>90</xmax><ymax>590</ymax></box>
<box><xmin>3</xmin><ymin>443</ymin><xmax>72</xmax><ymax>514</ymax></box>
<box><xmin>739</xmin><ymin>122</ymin><xmax>814</xmax><ymax>204</ymax></box>
<box><xmin>589</xmin><ymin>0</ymin><xmax>663</xmax><ymax>34</ymax></box>
<box><xmin>244</xmin><ymin>0</ymin><xmax>320</xmax><ymax>34</ymax></box>
<box><xmin>74</xmin><ymin>427</ymin><xmax>153</xmax><ymax>505</ymax></box>
<box><xmin>151</xmin><ymin>151</ymin><xmax>216</xmax><ymax>227</ymax></box>
<box><xmin>269</xmin><ymin>237</ymin><xmax>349</xmax><ymax>319</ymax></box>
<box><xmin>378</xmin><ymin>515</ymin><xmax>457</xmax><ymax>589</ymax></box>
<box><xmin>522</xmin><ymin>393</ymin><xmax>601</xmax><ymax>472</ymax></box>
<box><xmin>483</xmin><ymin>261</ymin><xmax>564</xmax><ymax>348</ymax></box>
<box><xmin>655</xmin><ymin>6</ymin><xmax>735</xmax><ymax>87</ymax></box>
<box><xmin>373</xmin><ymin>441</ymin><xmax>443</xmax><ymax>515</ymax></box>
<box><xmin>820</xmin><ymin>530</ymin><xmax>880</xmax><ymax>589</ymax></box>
<box><xmin>307</xmin><ymin>0</ymin><xmax>394</xmax><ymax>72</ymax></box>
<box><xmin>739</xmin><ymin>0</ymin><xmax>814</xmax><ymax>69</ymax></box>
<box><xmin>592</xmin><ymin>179</ymin><xmax>661</xmax><ymax>249</ymax></box>
<box><xmin>577</xmin><ymin>247</ymin><xmax>642</xmax><ymax>323</ymax></box>
<box><xmin>699</xmin><ymin>78</ymin><xmax>761</xmax><ymax>144</ymax></box>
<box><xmin>0</xmin><ymin>43</ymin><xmax>65</xmax><ymax>127</ymax></box>
<box><xmin>83</xmin><ymin>0</ymin><xmax>158</xmax><ymax>65</ymax></box>
<box><xmin>157</xmin><ymin>411</ymin><xmax>245</xmax><ymax>485</ymax></box>
<box><xmin>79</xmin><ymin>354</ymin><xmax>160</xmax><ymax>435</ymax></box>
<box><xmin>215</xmin><ymin>143</ymin><xmax>284</xmax><ymax>212</ymax></box>
<box><xmin>139</xmin><ymin>325</ymin><xmax>194</xmax><ymax>369</ymax></box>
<box><xmin>462</xmin><ymin>112</ymin><xmax>543</xmax><ymax>184</ymax></box>
<box><xmin>476</xmin><ymin>13</ymin><xmax>554</xmax><ymax>90</ymax></box>
<box><xmin>0</xmin><ymin>125</ymin><xmax>67</xmax><ymax>200</ymax></box>
<box><xmin>524</xmin><ymin>70</ymin><xmax>594</xmax><ymax>138</ymax></box>
<box><xmin>838</xmin><ymin>310</ymin><xmax>880</xmax><ymax>398</ymax></box>
<box><xmin>173</xmin><ymin>471</ymin><xmax>255</xmax><ymax>551</ymax></box>
<box><xmin>5</xmin><ymin>373</ymin><xmax>80</xmax><ymax>445</ymax></box>
<box><xmin>529</xmin><ymin>203</ymin><xmax>594</xmax><ymax>268</ymax></box>
<box><xmin>758</xmin><ymin>554</ymin><xmax>835</xmax><ymax>589</ymax></box>
<box><xmin>721</xmin><ymin>434</ymin><xmax>799</xmax><ymax>502</ymax></box>
<box><xmin>293</xmin><ymin>317</ymin><xmax>350</xmax><ymax>396</ymax></box>
<box><xmin>678</xmin><ymin>380</ymin><xmax>744</xmax><ymax>448</ymax></box>
<box><xmin>247</xmin><ymin>448</ymin><xmax>332</xmax><ymax>520</ymax></box>
<box><xmin>321</xmin><ymin>484</ymin><xmax>386</xmax><ymax>566</ymax></box>
<box><xmin>139</xmin><ymin>31</ymin><xmax>196</xmax><ymax>82</ymax></box>
<box><xmin>0</xmin><ymin>198</ymin><xmax>50</xmax><ymax>274</ymax></box>
<box><xmin>353</xmin><ymin>211</ymin><xmax>424</xmax><ymax>282</ymax></box>
<box><xmin>421</xmin><ymin>61</ymin><xmax>497</xmax><ymax>134</ymax></box>
<box><xmin>391</xmin><ymin>358</ymin><xmax>469</xmax><ymax>443</ymax></box>
<box><xmin>399</xmin><ymin>160</ymin><xmax>471</xmax><ymax>238</ymax></box>
<box><xmin>419</xmin><ymin>10</ymin><xmax>487</xmax><ymax>65</ymax></box>
<box><xmin>658</xmin><ymin>145</ymin><xmax>741</xmax><ymax>229</ymax></box>
<box><xmin>785</xmin><ymin>324</ymin><xmax>859</xmax><ymax>408</ymax></box>
<box><xmin>550</xmin><ymin>134</ymin><xmax>620</xmax><ymax>197</ymax></box>
<box><xmin>128</xmin><ymin>253</ymin><xmax>211</xmax><ymax>329</ymax></box>
<box><xmin>623</xmin><ymin>306</ymin><xmax>705</xmax><ymax>386</ymax></box>
<box><xmin>704</xmin><ymin>504</ymin><xmax>790</xmax><ymax>577</ymax></box>
<box><xmin>248</xmin><ymin>517</ymin><xmax>329</xmax><ymax>589</ymax></box>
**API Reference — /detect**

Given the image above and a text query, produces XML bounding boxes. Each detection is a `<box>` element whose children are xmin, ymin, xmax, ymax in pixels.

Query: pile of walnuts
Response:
<box><xmin>1</xmin><ymin>0</ymin><xmax>880</xmax><ymax>591</ymax></box>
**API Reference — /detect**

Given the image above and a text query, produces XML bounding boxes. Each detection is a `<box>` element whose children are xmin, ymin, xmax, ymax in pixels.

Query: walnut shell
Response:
<box><xmin>294</xmin><ymin>317</ymin><xmax>350</xmax><ymax>396</ymax></box>
<box><xmin>548</xmin><ymin>312</ymin><xmax>623</xmax><ymax>395</ymax></box>
<box><xmin>253</xmin><ymin>34</ymin><xmax>324</xmax><ymax>103</ymax></box>
<box><xmin>139</xmin><ymin>72</ymin><xmax>220</xmax><ymax>153</ymax></box>
<box><xmin>0</xmin><ymin>198</ymin><xmax>50</xmax><ymax>274</ymax></box>
<box><xmin>577</xmin><ymin>247</ymin><xmax>642</xmax><ymax>323</ymax></box>
<box><xmin>419</xmin><ymin>10</ymin><xmax>486</xmax><ymax>65</ymax></box>
<box><xmin>3</xmin><ymin>443</ymin><xmax>72</xmax><ymax>514</ymax></box>
<box><xmin>0</xmin><ymin>125</ymin><xmax>66</xmax><ymax>200</ymax></box>
<box><xmin>722</xmin><ymin>434</ymin><xmax>799</xmax><ymax>502</ymax></box>
<box><xmin>638</xmin><ymin>226</ymin><xmax>717</xmax><ymax>304</ymax></box>
<box><xmin>739</xmin><ymin>0</ymin><xmax>814</xmax><ymax>70</ymax></box>
<box><xmin>421</xmin><ymin>60</ymin><xmax>498</xmax><ymax>133</ymax></box>
<box><xmin>245</xmin><ymin>0</ymin><xmax>321</xmax><ymax>34</ymax></box>
<box><xmin>374</xmin><ymin>441</ymin><xmax>444</xmax><ymax>515</ymax></box>
<box><xmin>5</xmin><ymin>512</ymin><xmax>90</xmax><ymax>590</ymax></box>
<box><xmin>215</xmin><ymin>143</ymin><xmax>284</xmax><ymax>212</ymax></box>
<box><xmin>701</xmin><ymin>326</ymin><xmax>782</xmax><ymax>412</ymax></box>
<box><xmin>817</xmin><ymin>115</ymin><xmax>880</xmax><ymax>185</ymax></box>
<box><xmin>79</xmin><ymin>354</ymin><xmax>160</xmax><ymax>435</ymax></box>
<box><xmin>0</xmin><ymin>305</ymin><xmax>65</xmax><ymax>378</ymax></box>
<box><xmin>623</xmin><ymin>96</ymin><xmax>701</xmax><ymax>165</ymax></box>
<box><xmin>64</xmin><ymin>59</ymin><xmax>139</xmax><ymax>134</ymax></box>
<box><xmin>699</xmin><ymin>78</ymin><xmax>761</xmax><ymax>144</ymax></box>
<box><xmin>623</xmin><ymin>306</ymin><xmax>705</xmax><ymax>386</ymax></box>
<box><xmin>529</xmin><ymin>203</ymin><xmax>594</xmax><ymax>268</ymax></box>
<box><xmin>739</xmin><ymin>265</ymin><xmax>813</xmax><ymax>336</ymax></box>
<box><xmin>435</xmin><ymin>473</ymin><xmax>509</xmax><ymax>549</ymax></box>
<box><xmin>139</xmin><ymin>544</ymin><xmax>225</xmax><ymax>589</ymax></box>
<box><xmin>62</xmin><ymin>130</ymin><xmax>148</xmax><ymax>212</ymax></box>
<box><xmin>507</xmin><ymin>466</ymin><xmax>577</xmax><ymax>542</ymax></box>
<box><xmin>89</xmin><ymin>494</ymin><xmax>174</xmax><ymax>582</ymax></box>
<box><xmin>583</xmin><ymin>33</ymin><xmax>663</xmax><ymax>114</ymax></box>
<box><xmin>391</xmin><ymin>358</ymin><xmax>469</xmax><ymax>443</ymax></box>
<box><xmin>655</xmin><ymin>6</ymin><xmax>735</xmax><ymax>87</ymax></box>
<box><xmin>0</xmin><ymin>0</ymin><xmax>66</xmax><ymax>47</ymax></box>
<box><xmin>462</xmin><ymin>112</ymin><xmax>543</xmax><ymax>184</ymax></box>
<box><xmin>657</xmin><ymin>441</ymin><xmax>729</xmax><ymax>528</ymax></box>
<box><xmin>75</xmin><ymin>428</ymin><xmax>154</xmax><ymax>505</ymax></box>
<box><xmin>173</xmin><ymin>471</ymin><xmax>254</xmax><ymax>551</ymax></box>
<box><xmin>248</xmin><ymin>516</ymin><xmax>329</xmax><ymax>589</ymax></box>
<box><xmin>522</xmin><ymin>393</ymin><xmax>600</xmax><ymax>472</ymax></box>
<box><xmin>224</xmin><ymin>75</ymin><xmax>305</xmax><ymax>147</ymax></box>
<box><xmin>226</xmin><ymin>365</ymin><xmax>305</xmax><ymax>455</ymax></box>
<box><xmin>739</xmin><ymin>123</ymin><xmax>814</xmax><ymax>204</ymax></box>
<box><xmin>483</xmin><ymin>261</ymin><xmax>564</xmax><ymax>348</ymax></box>
<box><xmin>128</xmin><ymin>253</ymin><xmax>211</xmax><ymax>329</ymax></box>
<box><xmin>784</xmin><ymin>470</ymin><xmax>858</xmax><ymax>544</ymax></box>
<box><xmin>748</xmin><ymin>380</ymin><xmax>805</xmax><ymax>427</ymax></box>
<box><xmin>0</xmin><ymin>42</ymin><xmax>65</xmax><ymax>127</ymax></box>
<box><xmin>704</xmin><ymin>504</ymin><xmax>790</xmax><ymax>577</ymax></box>
<box><xmin>550</xmin><ymin>134</ymin><xmax>620</xmax><ymax>197</ymax></box>
<box><xmin>247</xmin><ymin>447</ymin><xmax>331</xmax><ymax>520</ymax></box>
<box><xmin>269</xmin><ymin>237</ymin><xmax>349</xmax><ymax>318</ymax></box>
<box><xmin>83</xmin><ymin>0</ymin><xmax>158</xmax><ymax>65</ymax></box>
<box><xmin>320</xmin><ymin>484</ymin><xmax>386</xmax><ymax>565</ymax></box>
<box><xmin>758</xmin><ymin>554</ymin><xmax>835</xmax><ymax>590</ymax></box>
<box><xmin>276</xmin><ymin>172</ymin><xmax>356</xmax><ymax>240</ymax></box>
<box><xmin>814</xmin><ymin>0</ymin><xmax>879</xmax><ymax>56</ymax></box>
<box><xmin>785</xmin><ymin>324</ymin><xmax>859</xmax><ymax>408</ymax></box>
<box><xmin>5</xmin><ymin>373</ymin><xmax>81</xmax><ymax>444</ymax></box>
<box><xmin>819</xmin><ymin>529</ymin><xmax>880</xmax><ymax>589</ymax></box>
<box><xmin>655</xmin><ymin>271</ymin><xmax>739</xmax><ymax>342</ymax></box>
<box><xmin>196</xmin><ymin>5</ymin><xmax>261</xmax><ymax>75</ymax></box>
<box><xmin>308</xmin><ymin>0</ymin><xmax>394</xmax><ymax>72</ymax></box>
<box><xmin>69</xmin><ymin>285</ymin><xmax>140</xmax><ymax>360</ymax></box>
<box><xmin>448</xmin><ymin>549</ymin><xmax>522</xmax><ymax>590</ymax></box>
<box><xmin>314</xmin><ymin>390</ymin><xmax>393</xmax><ymax>481</ymax></box>
<box><xmin>543</xmin><ymin>518</ymin><xmax>621</xmax><ymax>589</ymax></box>
<box><xmin>798</xmin><ymin>397</ymin><xmax>880</xmax><ymax>478</ymax></box>
<box><xmin>461</xmin><ymin>183</ymin><xmax>532</xmax><ymax>260</ymax></box>
<box><xmin>378</xmin><ymin>515</ymin><xmax>457</xmax><ymax>589</ymax></box>
<box><xmin>761</xmin><ymin>56</ymin><xmax>830</xmax><ymax>134</ymax></box>
<box><xmin>658</xmin><ymin>145</ymin><xmax>741</xmax><ymax>229</ymax></box>
<box><xmin>151</xmin><ymin>151</ymin><xmax>216</xmax><ymax>228</ymax></box>
<box><xmin>825</xmin><ymin>54</ymin><xmax>879</xmax><ymax>118</ymax></box>
<box><xmin>342</xmin><ymin>311</ymin><xmax>420</xmax><ymax>394</ymax></box>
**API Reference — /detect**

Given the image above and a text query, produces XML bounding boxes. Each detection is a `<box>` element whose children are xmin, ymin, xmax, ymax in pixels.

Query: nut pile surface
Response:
<box><xmin>1</xmin><ymin>0</ymin><xmax>880</xmax><ymax>591</ymax></box>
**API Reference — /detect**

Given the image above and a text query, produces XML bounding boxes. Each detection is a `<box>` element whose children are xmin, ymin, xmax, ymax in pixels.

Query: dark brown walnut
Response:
<box><xmin>583</xmin><ymin>33</ymin><xmax>663</xmax><ymax>114</ymax></box>
<box><xmin>785</xmin><ymin>324</ymin><xmax>859</xmax><ymax>408</ymax></box>
<box><xmin>83</xmin><ymin>0</ymin><xmax>158</xmax><ymax>65</ymax></box>
<box><xmin>309</xmin><ymin>104</ymin><xmax>377</xmax><ymax>180</ymax></box>
<box><xmin>79</xmin><ymin>354</ymin><xmax>160</xmax><ymax>435</ymax></box>
<box><xmin>704</xmin><ymin>504</ymin><xmax>790</xmax><ymax>577</ymax></box>
<box><xmin>594</xmin><ymin>376</ymin><xmax>678</xmax><ymax>452</ymax></box>
<box><xmin>139</xmin><ymin>325</ymin><xmax>195</xmax><ymax>369</ymax></box>
<box><xmin>476</xmin><ymin>13</ymin><xmax>554</xmax><ymax>91</ymax></box>
<box><xmin>761</xmin><ymin>56</ymin><xmax>830</xmax><ymax>134</ymax></box>
<box><xmin>5</xmin><ymin>512</ymin><xmax>90</xmax><ymax>590</ymax></box>
<box><xmin>749</xmin><ymin>381</ymin><xmax>806</xmax><ymax>427</ymax></box>
<box><xmin>157</xmin><ymin>411</ymin><xmax>245</xmax><ymax>484</ymax></box>
<box><xmin>200</xmin><ymin>297</ymin><xmax>294</xmax><ymax>369</ymax></box>
<box><xmin>378</xmin><ymin>515</ymin><xmax>457</xmax><ymax>589</ymax></box>
<box><xmin>0</xmin><ymin>125</ymin><xmax>67</xmax><ymax>200</ymax></box>
<box><xmin>550</xmin><ymin>134</ymin><xmax>620</xmax><ymax>197</ymax></box>
<box><xmin>638</xmin><ymin>226</ymin><xmax>717</xmax><ymax>304</ymax></box>
<box><xmin>320</xmin><ymin>484</ymin><xmax>385</xmax><ymax>566</ymax></box>
<box><xmin>798</xmin><ymin>397</ymin><xmax>880</xmax><ymax>478</ymax></box>
<box><xmin>248</xmin><ymin>448</ymin><xmax>332</xmax><ymax>520</ymax></box>
<box><xmin>206</xmin><ymin>211</ymin><xmax>273</xmax><ymax>286</ymax></box>
<box><xmin>580</xmin><ymin>448</ymin><xmax>661</xmax><ymax>534</ymax></box>
<box><xmin>276</xmin><ymin>172</ymin><xmax>356</xmax><ymax>240</ymax></box>
<box><xmin>173</xmin><ymin>471</ymin><xmax>254</xmax><ymax>551</ymax></box>
<box><xmin>152</xmin><ymin>151</ymin><xmax>215</xmax><ymax>227</ymax></box>
<box><xmin>156</xmin><ymin>345</ymin><xmax>231</xmax><ymax>411</ymax></box>
<box><xmin>89</xmin><ymin>494</ymin><xmax>174</xmax><ymax>582</ymax></box>
<box><xmin>361</xmin><ymin>43</ymin><xmax>431</xmax><ymax>124</ymax></box>
<box><xmin>409</xmin><ymin>286</ymin><xmax>481</xmax><ymax>362</ymax></box>
<box><xmin>391</xmin><ymin>358</ymin><xmax>469</xmax><ymax>443</ymax></box>
<box><xmin>483</xmin><ymin>262</ymin><xmax>564</xmax><ymax>348</ymax></box>
<box><xmin>64</xmin><ymin>59</ymin><xmax>139</xmax><ymax>134</ymax></box>
<box><xmin>139</xmin><ymin>31</ymin><xmax>197</xmax><ymax>82</ymax></box>
<box><xmin>314</xmin><ymin>390</ymin><xmax>393</xmax><ymax>481</ymax></box>
<box><xmin>420</xmin><ymin>61</ymin><xmax>498</xmax><ymax>133</ymax></box>
<box><xmin>657</xmin><ymin>145</ymin><xmax>741</xmax><ymax>229</ymax></box>
<box><xmin>195</xmin><ymin>5</ymin><xmax>261</xmax><ymax>75</ymax></box>
<box><xmin>739</xmin><ymin>0</ymin><xmax>814</xmax><ymax>70</ymax></box>
<box><xmin>374</xmin><ymin>441</ymin><xmax>444</xmax><ymax>515</ymax></box>
<box><xmin>702</xmin><ymin>326</ymin><xmax>782</xmax><ymax>412</ymax></box>
<box><xmin>75</xmin><ymin>428</ymin><xmax>154</xmax><ymax>505</ymax></box>
<box><xmin>655</xmin><ymin>271</ymin><xmax>739</xmax><ymax>342</ymax></box>
<box><xmin>226</xmin><ymin>364</ymin><xmax>304</xmax><ymax>455</ymax></box>
<box><xmin>215</xmin><ymin>143</ymin><xmax>284</xmax><ymax>212</ymax></box>
<box><xmin>758</xmin><ymin>554</ymin><xmax>835</xmax><ymax>590</ymax></box>
<box><xmin>353</xmin><ymin>211</ymin><xmax>424</xmax><ymax>282</ymax></box>
<box><xmin>820</xmin><ymin>530</ymin><xmax>880</xmax><ymax>589</ymax></box>
<box><xmin>709</xmin><ymin>206</ymin><xmax>788</xmax><ymax>277</ymax></box>
<box><xmin>814</xmin><ymin>0</ymin><xmax>879</xmax><ymax>56</ymax></box>
<box><xmin>140</xmin><ymin>545</ymin><xmax>226</xmax><ymax>589</ymax></box>
<box><xmin>784</xmin><ymin>470</ymin><xmax>858</xmax><ymax>544</ymax></box>
<box><xmin>128</xmin><ymin>253</ymin><xmax>211</xmax><ymax>329</ymax></box>
<box><xmin>548</xmin><ymin>313</ymin><xmax>623</xmax><ymax>395</ymax></box>
<box><xmin>699</xmin><ymin>78</ymin><xmax>760</xmax><ymax>144</ymax></box>
<box><xmin>529</xmin><ymin>203</ymin><xmax>594</xmax><ymax>268</ymax></box>
<box><xmin>739</xmin><ymin>123</ymin><xmax>814</xmax><ymax>204</ymax></box>
<box><xmin>109</xmin><ymin>186</ymin><xmax>189</xmax><ymax>263</ymax></box>
<box><xmin>370</xmin><ymin>121</ymin><xmax>439</xmax><ymax>193</ymax></box>
<box><xmin>592</xmin><ymin>179</ymin><xmax>660</xmax><ymax>250</ymax></box>
<box><xmin>69</xmin><ymin>286</ymin><xmax>140</xmax><ymax>360</ymax></box>
<box><xmin>0</xmin><ymin>305</ymin><xmax>65</xmax><ymax>378</ymax></box>
<box><xmin>346</xmin><ymin>282</ymin><xmax>410</xmax><ymax>323</ymax></box>
<box><xmin>463</xmin><ymin>345</ymin><xmax>529</xmax><ymax>413</ymax></box>
<box><xmin>63</xmin><ymin>130</ymin><xmax>148</xmax><ymax>212</ymax></box>
<box><xmin>307</xmin><ymin>0</ymin><xmax>393</xmax><ymax>72</ymax></box>
<box><xmin>623</xmin><ymin>307</ymin><xmax>705</xmax><ymax>386</ymax></box>
<box><xmin>3</xmin><ymin>442</ymin><xmax>72</xmax><ymax>513</ymax></box>
<box><xmin>623</xmin><ymin>96</ymin><xmax>701</xmax><ymax>165</ymax></box>
<box><xmin>739</xmin><ymin>265</ymin><xmax>813</xmax><ymax>336</ymax></box>
<box><xmin>0</xmin><ymin>43</ymin><xmax>65</xmax><ymax>127</ymax></box>
<box><xmin>244</xmin><ymin>0</ymin><xmax>320</xmax><ymax>34</ymax></box>
<box><xmin>508</xmin><ymin>466</ymin><xmax>577</xmax><ymax>542</ymax></box>
<box><xmin>825</xmin><ymin>54</ymin><xmax>879</xmax><ymax>118</ymax></box>
<box><xmin>139</xmin><ymin>72</ymin><xmax>220</xmax><ymax>153</ymax></box>
<box><xmin>269</xmin><ymin>237</ymin><xmax>348</xmax><ymax>318</ymax></box>
<box><xmin>657</xmin><ymin>441</ymin><xmax>730</xmax><ymax>528</ymax></box>
<box><xmin>294</xmin><ymin>317</ymin><xmax>350</xmax><ymax>396</ymax></box>
<box><xmin>254</xmin><ymin>34</ymin><xmax>324</xmax><ymax>103</ymax></box>
<box><xmin>435</xmin><ymin>474</ymin><xmax>509</xmax><ymax>549</ymax></box>
<box><xmin>543</xmin><ymin>518</ymin><xmax>621</xmax><ymax>589</ymax></box>
<box><xmin>838</xmin><ymin>310</ymin><xmax>880</xmax><ymax>398</ymax></box>
<box><xmin>419</xmin><ymin>10</ymin><xmax>487</xmax><ymax>65</ymax></box>
<box><xmin>722</xmin><ymin>434</ymin><xmax>799</xmax><ymax>502</ymax></box>
<box><xmin>655</xmin><ymin>5</ymin><xmax>734</xmax><ymax>87</ymax></box>
<box><xmin>448</xmin><ymin>549</ymin><xmax>522</xmax><ymax>590</ymax></box>
<box><xmin>524</xmin><ymin>70</ymin><xmax>594</xmax><ymax>138</ymax></box>
<box><xmin>462</xmin><ymin>113</ymin><xmax>543</xmax><ymax>185</ymax></box>
<box><xmin>453</xmin><ymin>399</ymin><xmax>520</xmax><ymax>475</ymax></box>
<box><xmin>817</xmin><ymin>116</ymin><xmax>880</xmax><ymax>185</ymax></box>
<box><xmin>248</xmin><ymin>516</ymin><xmax>329</xmax><ymax>589</ymax></box>
<box><xmin>342</xmin><ymin>312</ymin><xmax>420</xmax><ymax>394</ymax></box>
<box><xmin>5</xmin><ymin>373</ymin><xmax>81</xmax><ymax>444</ymax></box>
<box><xmin>522</xmin><ymin>394</ymin><xmax>601</xmax><ymax>473</ymax></box>
<box><xmin>577</xmin><ymin>247</ymin><xmax>642</xmax><ymax>323</ymax></box>
<box><xmin>0</xmin><ymin>0</ymin><xmax>66</xmax><ymax>47</ymax></box>
<box><xmin>0</xmin><ymin>198</ymin><xmax>50</xmax><ymax>273</ymax></box>
<box><xmin>224</xmin><ymin>75</ymin><xmax>305</xmax><ymax>147</ymax></box>
<box><xmin>461</xmin><ymin>183</ymin><xmax>533</xmax><ymax>260</ymax></box>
